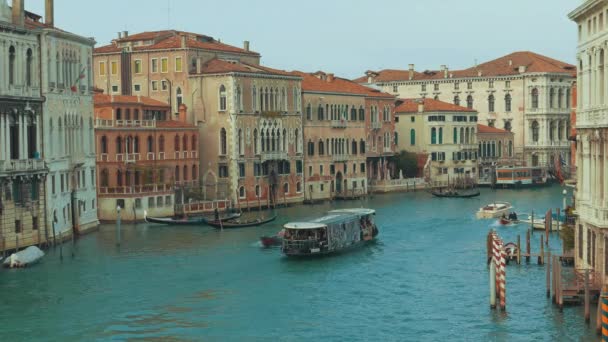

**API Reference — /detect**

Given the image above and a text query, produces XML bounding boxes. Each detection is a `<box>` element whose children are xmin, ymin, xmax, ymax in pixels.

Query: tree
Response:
<box><xmin>392</xmin><ymin>150</ymin><xmax>419</xmax><ymax>178</ymax></box>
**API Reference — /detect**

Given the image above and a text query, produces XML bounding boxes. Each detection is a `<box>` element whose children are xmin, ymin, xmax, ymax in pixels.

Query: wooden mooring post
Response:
<box><xmin>585</xmin><ymin>269</ymin><xmax>590</xmax><ymax>323</ymax></box>
<box><xmin>546</xmin><ymin>250</ymin><xmax>551</xmax><ymax>298</ymax></box>
<box><xmin>516</xmin><ymin>235</ymin><xmax>521</xmax><ymax>265</ymax></box>
<box><xmin>538</xmin><ymin>235</ymin><xmax>544</xmax><ymax>265</ymax></box>
<box><xmin>526</xmin><ymin>229</ymin><xmax>531</xmax><ymax>263</ymax></box>
<box><xmin>552</xmin><ymin>255</ymin><xmax>557</xmax><ymax>303</ymax></box>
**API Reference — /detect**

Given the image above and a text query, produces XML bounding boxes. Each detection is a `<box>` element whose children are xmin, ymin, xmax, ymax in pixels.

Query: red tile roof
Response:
<box><xmin>356</xmin><ymin>51</ymin><xmax>576</xmax><ymax>83</ymax></box>
<box><xmin>196</xmin><ymin>59</ymin><xmax>295</xmax><ymax>77</ymax></box>
<box><xmin>295</xmin><ymin>71</ymin><xmax>394</xmax><ymax>98</ymax></box>
<box><xmin>94</xmin><ymin>30</ymin><xmax>259</xmax><ymax>56</ymax></box>
<box><xmin>94</xmin><ymin>94</ymin><xmax>169</xmax><ymax>108</ymax></box>
<box><xmin>395</xmin><ymin>98</ymin><xmax>476</xmax><ymax>113</ymax></box>
<box><xmin>477</xmin><ymin>124</ymin><xmax>513</xmax><ymax>134</ymax></box>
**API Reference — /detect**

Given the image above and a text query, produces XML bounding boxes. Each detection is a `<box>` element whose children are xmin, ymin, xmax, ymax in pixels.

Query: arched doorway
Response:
<box><xmin>335</xmin><ymin>172</ymin><xmax>343</xmax><ymax>194</ymax></box>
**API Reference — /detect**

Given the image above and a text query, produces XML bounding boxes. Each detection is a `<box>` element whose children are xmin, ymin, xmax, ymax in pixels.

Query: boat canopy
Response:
<box><xmin>327</xmin><ymin>208</ymin><xmax>375</xmax><ymax>216</ymax></box>
<box><xmin>284</xmin><ymin>212</ymin><xmax>359</xmax><ymax>230</ymax></box>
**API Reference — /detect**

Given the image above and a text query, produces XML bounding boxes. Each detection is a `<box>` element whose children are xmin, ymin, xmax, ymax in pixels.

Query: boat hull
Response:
<box><xmin>432</xmin><ymin>190</ymin><xmax>480</xmax><ymax>198</ymax></box>
<box><xmin>260</xmin><ymin>236</ymin><xmax>283</xmax><ymax>248</ymax></box>
<box><xmin>283</xmin><ymin>238</ymin><xmax>376</xmax><ymax>258</ymax></box>
<box><xmin>208</xmin><ymin>215</ymin><xmax>277</xmax><ymax>229</ymax></box>
<box><xmin>145</xmin><ymin>212</ymin><xmax>242</xmax><ymax>226</ymax></box>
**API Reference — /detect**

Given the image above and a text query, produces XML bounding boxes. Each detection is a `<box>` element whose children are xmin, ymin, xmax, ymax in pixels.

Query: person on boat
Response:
<box><xmin>501</xmin><ymin>213</ymin><xmax>507</xmax><ymax>220</ymax></box>
<box><xmin>214</xmin><ymin>208</ymin><xmax>219</xmax><ymax>221</ymax></box>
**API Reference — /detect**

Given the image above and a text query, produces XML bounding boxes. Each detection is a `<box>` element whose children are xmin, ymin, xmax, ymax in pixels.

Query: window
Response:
<box><xmin>112</xmin><ymin>85</ymin><xmax>119</xmax><ymax>93</ymax></box>
<box><xmin>283</xmin><ymin>183</ymin><xmax>289</xmax><ymax>195</ymax></box>
<box><xmin>175</xmin><ymin>57</ymin><xmax>183</xmax><ymax>72</ymax></box>
<box><xmin>453</xmin><ymin>127</ymin><xmax>458</xmax><ymax>144</ymax></box>
<box><xmin>454</xmin><ymin>95</ymin><xmax>460</xmax><ymax>106</ymax></box>
<box><xmin>488</xmin><ymin>94</ymin><xmax>495</xmax><ymax>112</ymax></box>
<box><xmin>159</xmin><ymin>135</ymin><xmax>165</xmax><ymax>152</ymax></box>
<box><xmin>134</xmin><ymin>60</ymin><xmax>142</xmax><ymax>74</ymax></box>
<box><xmin>393</xmin><ymin>85</ymin><xmax>398</xmax><ymax>92</ymax></box>
<box><xmin>151</xmin><ymin>58</ymin><xmax>158</xmax><ymax>73</ymax></box>
<box><xmin>99</xmin><ymin>61</ymin><xmax>106</xmax><ymax>76</ymax></box>
<box><xmin>489</xmin><ymin>80</ymin><xmax>494</xmax><ymax>88</ymax></box>
<box><xmin>411</xmin><ymin>116</ymin><xmax>415</xmax><ymax>123</ymax></box>
<box><xmin>434</xmin><ymin>84</ymin><xmax>439</xmax><ymax>91</ymax></box>
<box><xmin>359</xmin><ymin>106</ymin><xmax>365</xmax><ymax>121</ymax></box>
<box><xmin>239</xmin><ymin>163</ymin><xmax>245</xmax><ymax>178</ymax></box>
<box><xmin>220</xmin><ymin>128</ymin><xmax>227</xmax><ymax>155</ymax></box>
<box><xmin>151</xmin><ymin>81</ymin><xmax>158</xmax><ymax>91</ymax></box>
<box><xmin>531</xmin><ymin>121</ymin><xmax>539</xmax><ymax>142</ymax></box>
<box><xmin>111</xmin><ymin>61</ymin><xmax>118</xmax><ymax>75</ymax></box>
<box><xmin>161</xmin><ymin>57</ymin><xmax>168</xmax><ymax>73</ymax></box>
<box><xmin>239</xmin><ymin>186</ymin><xmax>245</xmax><ymax>199</ymax></box>
<box><xmin>308</xmin><ymin>141</ymin><xmax>314</xmax><ymax>156</ymax></box>
<box><xmin>100</xmin><ymin>136</ymin><xmax>108</xmax><ymax>154</ymax></box>
<box><xmin>431</xmin><ymin>127</ymin><xmax>437</xmax><ymax>144</ymax></box>
<box><xmin>467</xmin><ymin>81</ymin><xmax>472</xmax><ymax>90</ymax></box>
<box><xmin>296</xmin><ymin>160</ymin><xmax>303</xmax><ymax>174</ymax></box>
<box><xmin>549</xmin><ymin>88</ymin><xmax>555</xmax><ymax>108</ymax></box>
<box><xmin>531</xmin><ymin>88</ymin><xmax>539</xmax><ymax>109</ymax></box>
<box><xmin>454</xmin><ymin>83</ymin><xmax>460</xmax><ymax>90</ymax></box>
<box><xmin>505</xmin><ymin>94</ymin><xmax>512</xmax><ymax>112</ymax></box>
<box><xmin>148</xmin><ymin>197</ymin><xmax>155</xmax><ymax>208</ymax></box>
<box><xmin>8</xmin><ymin>46</ymin><xmax>15</xmax><ymax>85</ymax></box>
<box><xmin>410</xmin><ymin>129</ymin><xmax>416</xmax><ymax>146</ymax></box>
<box><xmin>26</xmin><ymin>49</ymin><xmax>33</xmax><ymax>86</ymax></box>
<box><xmin>317</xmin><ymin>105</ymin><xmax>324</xmax><ymax>120</ymax></box>
<box><xmin>306</xmin><ymin>104</ymin><xmax>312</xmax><ymax>120</ymax></box>
<box><xmin>505</xmin><ymin>80</ymin><xmax>510</xmax><ymax>88</ymax></box>
<box><xmin>134</xmin><ymin>84</ymin><xmax>141</xmax><ymax>92</ymax></box>
<box><xmin>466</xmin><ymin>95</ymin><xmax>473</xmax><ymax>109</ymax></box>
<box><xmin>558</xmin><ymin>89</ymin><xmax>564</xmax><ymax>108</ymax></box>
<box><xmin>421</xmin><ymin>84</ymin><xmax>426</xmax><ymax>92</ymax></box>
<box><xmin>219</xmin><ymin>85</ymin><xmax>227</xmax><ymax>111</ymax></box>
<box><xmin>161</xmin><ymin>80</ymin><xmax>168</xmax><ymax>91</ymax></box>
<box><xmin>438</xmin><ymin>127</ymin><xmax>443</xmax><ymax>144</ymax></box>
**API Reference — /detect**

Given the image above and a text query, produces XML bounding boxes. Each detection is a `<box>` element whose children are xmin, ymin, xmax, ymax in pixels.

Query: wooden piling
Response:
<box><xmin>531</xmin><ymin>210</ymin><xmax>534</xmax><ymax>233</ymax></box>
<box><xmin>487</xmin><ymin>231</ymin><xmax>493</xmax><ymax>265</ymax></box>
<box><xmin>517</xmin><ymin>235</ymin><xmax>521</xmax><ymax>265</ymax></box>
<box><xmin>558</xmin><ymin>258</ymin><xmax>563</xmax><ymax>312</ymax></box>
<box><xmin>539</xmin><ymin>235</ymin><xmax>544</xmax><ymax>265</ymax></box>
<box><xmin>526</xmin><ymin>229</ymin><xmax>531</xmax><ymax>263</ymax></box>
<box><xmin>552</xmin><ymin>255</ymin><xmax>557</xmax><ymax>303</ymax></box>
<box><xmin>546</xmin><ymin>250</ymin><xmax>551</xmax><ymax>298</ymax></box>
<box><xmin>556</xmin><ymin>207</ymin><xmax>560</xmax><ymax>232</ymax></box>
<box><xmin>585</xmin><ymin>268</ymin><xmax>590</xmax><ymax>322</ymax></box>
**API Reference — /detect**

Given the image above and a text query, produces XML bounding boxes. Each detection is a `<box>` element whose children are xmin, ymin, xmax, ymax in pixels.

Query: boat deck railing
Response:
<box><xmin>283</xmin><ymin>239</ymin><xmax>324</xmax><ymax>251</ymax></box>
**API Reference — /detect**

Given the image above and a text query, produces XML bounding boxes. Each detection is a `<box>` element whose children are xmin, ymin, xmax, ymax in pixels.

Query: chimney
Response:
<box><xmin>327</xmin><ymin>73</ymin><xmax>334</xmax><ymax>82</ymax></box>
<box><xmin>181</xmin><ymin>34</ymin><xmax>186</xmax><ymax>49</ymax></box>
<box><xmin>123</xmin><ymin>31</ymin><xmax>129</xmax><ymax>38</ymax></box>
<box><xmin>243</xmin><ymin>40</ymin><xmax>250</xmax><ymax>52</ymax></box>
<box><xmin>508</xmin><ymin>59</ymin><xmax>513</xmax><ymax>66</ymax></box>
<box><xmin>196</xmin><ymin>58</ymin><xmax>202</xmax><ymax>74</ymax></box>
<box><xmin>45</xmin><ymin>0</ymin><xmax>54</xmax><ymax>27</ymax></box>
<box><xmin>117</xmin><ymin>32</ymin><xmax>122</xmax><ymax>39</ymax></box>
<box><xmin>178</xmin><ymin>104</ymin><xmax>188</xmax><ymax>123</ymax></box>
<box><xmin>408</xmin><ymin>64</ymin><xmax>415</xmax><ymax>80</ymax></box>
<box><xmin>12</xmin><ymin>0</ymin><xmax>24</xmax><ymax>27</ymax></box>
<box><xmin>441</xmin><ymin>65</ymin><xmax>448</xmax><ymax>78</ymax></box>
<box><xmin>417</xmin><ymin>103</ymin><xmax>424</xmax><ymax>113</ymax></box>
<box><xmin>477</xmin><ymin>70</ymin><xmax>483</xmax><ymax>77</ymax></box>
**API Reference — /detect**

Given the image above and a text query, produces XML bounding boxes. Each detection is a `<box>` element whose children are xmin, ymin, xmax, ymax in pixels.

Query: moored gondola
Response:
<box><xmin>431</xmin><ymin>189</ymin><xmax>480</xmax><ymax>198</ymax></box>
<box><xmin>207</xmin><ymin>214</ymin><xmax>277</xmax><ymax>229</ymax></box>
<box><xmin>144</xmin><ymin>210</ymin><xmax>242</xmax><ymax>226</ymax></box>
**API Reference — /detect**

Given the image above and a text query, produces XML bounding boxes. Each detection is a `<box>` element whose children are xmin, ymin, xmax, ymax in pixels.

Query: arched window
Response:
<box><xmin>174</xmin><ymin>135</ymin><xmax>180</xmax><ymax>151</ymax></box>
<box><xmin>191</xmin><ymin>135</ymin><xmax>197</xmax><ymax>152</ymax></box>
<box><xmin>101</xmin><ymin>136</ymin><xmax>108</xmax><ymax>154</ymax></box>
<box><xmin>282</xmin><ymin>129</ymin><xmax>287</xmax><ymax>152</ymax></box>
<box><xmin>183</xmin><ymin>165</ymin><xmax>188</xmax><ymax>181</ymax></box>
<box><xmin>116</xmin><ymin>108</ymin><xmax>122</xmax><ymax>120</ymax></box>
<box><xmin>558</xmin><ymin>121</ymin><xmax>564</xmax><ymax>141</ymax></box>
<box><xmin>466</xmin><ymin>95</ymin><xmax>473</xmax><ymax>109</ymax></box>
<box><xmin>117</xmin><ymin>170</ymin><xmax>123</xmax><ymax>186</ymax></box>
<box><xmin>508</xmin><ymin>141</ymin><xmax>513</xmax><ymax>157</ymax></box>
<box><xmin>318</xmin><ymin>105</ymin><xmax>324</xmax><ymax>120</ymax></box>
<box><xmin>147</xmin><ymin>136</ymin><xmax>154</xmax><ymax>153</ymax></box>
<box><xmin>159</xmin><ymin>135</ymin><xmax>165</xmax><ymax>152</ymax></box>
<box><xmin>134</xmin><ymin>136</ymin><xmax>140</xmax><ymax>153</ymax></box>
<box><xmin>498</xmin><ymin>141</ymin><xmax>502</xmax><ymax>157</ymax></box>
<box><xmin>134</xmin><ymin>109</ymin><xmax>140</xmax><ymax>120</ymax></box>
<box><xmin>558</xmin><ymin>89</ymin><xmax>564</xmax><ymax>108</ymax></box>
<box><xmin>125</xmin><ymin>109</ymin><xmax>131</xmax><ymax>120</ymax></box>
<box><xmin>192</xmin><ymin>165</ymin><xmax>197</xmax><ymax>180</ymax></box>
<box><xmin>531</xmin><ymin>121</ymin><xmax>539</xmax><ymax>142</ymax></box>
<box><xmin>238</xmin><ymin>129</ymin><xmax>243</xmax><ymax>155</ymax></box>
<box><xmin>101</xmin><ymin>169</ymin><xmax>109</xmax><ymax>187</ymax></box>
<box><xmin>253</xmin><ymin>129</ymin><xmax>259</xmax><ymax>154</ymax></box>
<box><xmin>182</xmin><ymin>135</ymin><xmax>188</xmax><ymax>151</ymax></box>
<box><xmin>236</xmin><ymin>85</ymin><xmax>242</xmax><ymax>111</ymax></box>
<box><xmin>438</xmin><ymin>127</ymin><xmax>443</xmax><ymax>144</ymax></box>
<box><xmin>175</xmin><ymin>165</ymin><xmax>180</xmax><ymax>182</ymax></box>
<box><xmin>359</xmin><ymin>106</ymin><xmax>365</xmax><ymax>121</ymax></box>
<box><xmin>318</xmin><ymin>140</ymin><xmax>324</xmax><ymax>155</ymax></box>
<box><xmin>220</xmin><ymin>128</ymin><xmax>227</xmax><ymax>155</ymax></box>
<box><xmin>505</xmin><ymin>94</ymin><xmax>512</xmax><ymax>112</ymax></box>
<box><xmin>531</xmin><ymin>88</ymin><xmax>539</xmax><ymax>109</ymax></box>
<box><xmin>431</xmin><ymin>127</ymin><xmax>437</xmax><ymax>144</ymax></box>
<box><xmin>454</xmin><ymin>95</ymin><xmax>460</xmax><ymax>106</ymax></box>
<box><xmin>566</xmin><ymin>89</ymin><xmax>571</xmax><ymax>108</ymax></box>
<box><xmin>176</xmin><ymin>87</ymin><xmax>183</xmax><ymax>109</ymax></box>
<box><xmin>488</xmin><ymin>94</ymin><xmax>495</xmax><ymax>112</ymax></box>
<box><xmin>26</xmin><ymin>49</ymin><xmax>33</xmax><ymax>87</ymax></box>
<box><xmin>352</xmin><ymin>140</ymin><xmax>357</xmax><ymax>154</ymax></box>
<box><xmin>9</xmin><ymin>46</ymin><xmax>15</xmax><ymax>85</ymax></box>
<box><xmin>283</xmin><ymin>182</ymin><xmax>289</xmax><ymax>195</ymax></box>
<box><xmin>504</xmin><ymin>121</ymin><xmax>512</xmax><ymax>132</ymax></box>
<box><xmin>394</xmin><ymin>132</ymin><xmax>398</xmax><ymax>146</ymax></box>
<box><xmin>252</xmin><ymin>85</ymin><xmax>258</xmax><ymax>111</ymax></box>
<box><xmin>306</xmin><ymin>104</ymin><xmax>312</xmax><ymax>120</ymax></box>
<box><xmin>453</xmin><ymin>127</ymin><xmax>458</xmax><ymax>144</ymax></box>
<box><xmin>116</xmin><ymin>136</ymin><xmax>123</xmax><ymax>153</ymax></box>
<box><xmin>360</xmin><ymin>139</ymin><xmax>366</xmax><ymax>153</ymax></box>
<box><xmin>308</xmin><ymin>141</ymin><xmax>314</xmax><ymax>156</ymax></box>
<box><xmin>219</xmin><ymin>85</ymin><xmax>227</xmax><ymax>111</ymax></box>
<box><xmin>549</xmin><ymin>88</ymin><xmax>555</xmax><ymax>108</ymax></box>
<box><xmin>294</xmin><ymin>129</ymin><xmax>300</xmax><ymax>153</ymax></box>
<box><xmin>465</xmin><ymin>128</ymin><xmax>470</xmax><ymax>144</ymax></box>
<box><xmin>407</xmin><ymin>129</ymin><xmax>414</xmax><ymax>146</ymax></box>
<box><xmin>351</xmin><ymin>107</ymin><xmax>357</xmax><ymax>121</ymax></box>
<box><xmin>239</xmin><ymin>186</ymin><xmax>245</xmax><ymax>198</ymax></box>
<box><xmin>460</xmin><ymin>127</ymin><xmax>464</xmax><ymax>144</ymax></box>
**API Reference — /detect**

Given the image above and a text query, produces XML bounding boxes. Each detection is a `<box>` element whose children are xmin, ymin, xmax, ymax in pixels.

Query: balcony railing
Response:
<box><xmin>371</xmin><ymin>122</ymin><xmax>382</xmax><ymax>130</ymax></box>
<box><xmin>331</xmin><ymin>120</ymin><xmax>347</xmax><ymax>128</ymax></box>
<box><xmin>332</xmin><ymin>154</ymin><xmax>349</xmax><ymax>162</ymax></box>
<box><xmin>95</xmin><ymin>119</ymin><xmax>157</xmax><ymax>128</ymax></box>
<box><xmin>98</xmin><ymin>183</ymin><xmax>174</xmax><ymax>196</ymax></box>
<box><xmin>125</xmin><ymin>153</ymin><xmax>140</xmax><ymax>163</ymax></box>
<box><xmin>577</xmin><ymin>108</ymin><xmax>608</xmax><ymax>128</ymax></box>
<box><xmin>577</xmin><ymin>202</ymin><xmax>608</xmax><ymax>229</ymax></box>
<box><xmin>526</xmin><ymin>141</ymin><xmax>570</xmax><ymax>148</ymax></box>
<box><xmin>0</xmin><ymin>159</ymin><xmax>46</xmax><ymax>173</ymax></box>
<box><xmin>261</xmin><ymin>151</ymin><xmax>288</xmax><ymax>161</ymax></box>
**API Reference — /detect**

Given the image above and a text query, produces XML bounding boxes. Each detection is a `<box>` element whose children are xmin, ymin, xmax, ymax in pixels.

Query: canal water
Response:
<box><xmin>0</xmin><ymin>186</ymin><xmax>598</xmax><ymax>341</ymax></box>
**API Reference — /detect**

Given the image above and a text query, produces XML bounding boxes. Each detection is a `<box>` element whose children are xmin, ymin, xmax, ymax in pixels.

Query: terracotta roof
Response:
<box><xmin>395</xmin><ymin>98</ymin><xmax>476</xmax><ymax>113</ymax></box>
<box><xmin>94</xmin><ymin>30</ymin><xmax>259</xmax><ymax>56</ymax></box>
<box><xmin>196</xmin><ymin>59</ymin><xmax>295</xmax><ymax>77</ymax></box>
<box><xmin>477</xmin><ymin>124</ymin><xmax>513</xmax><ymax>134</ymax></box>
<box><xmin>94</xmin><ymin>94</ymin><xmax>169</xmax><ymax>107</ymax></box>
<box><xmin>356</xmin><ymin>51</ymin><xmax>576</xmax><ymax>83</ymax></box>
<box><xmin>295</xmin><ymin>71</ymin><xmax>394</xmax><ymax>98</ymax></box>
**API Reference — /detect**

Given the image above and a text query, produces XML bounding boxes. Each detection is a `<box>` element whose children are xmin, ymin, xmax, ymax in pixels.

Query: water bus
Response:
<box><xmin>282</xmin><ymin>208</ymin><xmax>378</xmax><ymax>257</ymax></box>
<box><xmin>495</xmin><ymin>166</ymin><xmax>548</xmax><ymax>187</ymax></box>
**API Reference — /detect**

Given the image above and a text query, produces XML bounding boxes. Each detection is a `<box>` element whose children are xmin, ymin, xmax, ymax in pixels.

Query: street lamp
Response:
<box><xmin>562</xmin><ymin>189</ymin><xmax>568</xmax><ymax>213</ymax></box>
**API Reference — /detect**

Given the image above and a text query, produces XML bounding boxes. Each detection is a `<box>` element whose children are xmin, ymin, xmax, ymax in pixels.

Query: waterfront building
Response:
<box><xmin>394</xmin><ymin>98</ymin><xmax>478</xmax><ymax>185</ymax></box>
<box><xmin>364</xmin><ymin>84</ymin><xmax>397</xmax><ymax>184</ymax></box>
<box><xmin>298</xmin><ymin>71</ymin><xmax>385</xmax><ymax>201</ymax></box>
<box><xmin>35</xmin><ymin>1</ymin><xmax>99</xmax><ymax>237</ymax></box>
<box><xmin>189</xmin><ymin>60</ymin><xmax>304</xmax><ymax>208</ymax></box>
<box><xmin>94</xmin><ymin>94</ymin><xmax>199</xmax><ymax>221</ymax></box>
<box><xmin>569</xmin><ymin>1</ymin><xmax>608</xmax><ymax>284</ymax></box>
<box><xmin>476</xmin><ymin>124</ymin><xmax>515</xmax><ymax>184</ymax></box>
<box><xmin>0</xmin><ymin>1</ymin><xmax>47</xmax><ymax>251</ymax></box>
<box><xmin>356</xmin><ymin>51</ymin><xmax>575</xmax><ymax>169</ymax></box>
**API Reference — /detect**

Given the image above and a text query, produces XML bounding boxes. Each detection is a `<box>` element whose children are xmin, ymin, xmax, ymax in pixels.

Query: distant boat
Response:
<box><xmin>207</xmin><ymin>214</ymin><xmax>277</xmax><ymax>229</ymax></box>
<box><xmin>282</xmin><ymin>208</ymin><xmax>378</xmax><ymax>257</ymax></box>
<box><xmin>431</xmin><ymin>189</ymin><xmax>480</xmax><ymax>198</ymax></box>
<box><xmin>477</xmin><ymin>202</ymin><xmax>513</xmax><ymax>219</ymax></box>
<box><xmin>144</xmin><ymin>210</ymin><xmax>242</xmax><ymax>226</ymax></box>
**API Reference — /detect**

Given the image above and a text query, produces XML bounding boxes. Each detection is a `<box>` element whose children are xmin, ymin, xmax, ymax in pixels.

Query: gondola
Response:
<box><xmin>144</xmin><ymin>210</ymin><xmax>242</xmax><ymax>226</ymax></box>
<box><xmin>207</xmin><ymin>214</ymin><xmax>277</xmax><ymax>229</ymax></box>
<box><xmin>431</xmin><ymin>189</ymin><xmax>480</xmax><ymax>198</ymax></box>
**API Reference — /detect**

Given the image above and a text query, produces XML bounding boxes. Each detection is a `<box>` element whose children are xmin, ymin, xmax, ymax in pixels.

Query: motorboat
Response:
<box><xmin>499</xmin><ymin>212</ymin><xmax>521</xmax><ymax>225</ymax></box>
<box><xmin>260</xmin><ymin>230</ymin><xmax>284</xmax><ymax>248</ymax></box>
<box><xmin>476</xmin><ymin>202</ymin><xmax>513</xmax><ymax>219</ymax></box>
<box><xmin>3</xmin><ymin>246</ymin><xmax>44</xmax><ymax>268</ymax></box>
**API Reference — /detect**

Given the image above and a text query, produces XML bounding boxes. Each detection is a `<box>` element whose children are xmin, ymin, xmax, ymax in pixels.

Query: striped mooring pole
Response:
<box><xmin>602</xmin><ymin>288</ymin><xmax>608</xmax><ymax>340</ymax></box>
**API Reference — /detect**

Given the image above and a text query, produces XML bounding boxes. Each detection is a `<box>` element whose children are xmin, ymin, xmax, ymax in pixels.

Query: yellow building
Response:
<box><xmin>395</xmin><ymin>98</ymin><xmax>478</xmax><ymax>185</ymax></box>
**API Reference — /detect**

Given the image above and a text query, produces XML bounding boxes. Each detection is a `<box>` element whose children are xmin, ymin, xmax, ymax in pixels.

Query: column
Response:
<box><xmin>584</xmin><ymin>139</ymin><xmax>591</xmax><ymax>201</ymax></box>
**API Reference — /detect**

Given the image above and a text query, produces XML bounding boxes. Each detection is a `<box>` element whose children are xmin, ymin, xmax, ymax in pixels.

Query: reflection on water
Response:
<box><xmin>0</xmin><ymin>186</ymin><xmax>598</xmax><ymax>341</ymax></box>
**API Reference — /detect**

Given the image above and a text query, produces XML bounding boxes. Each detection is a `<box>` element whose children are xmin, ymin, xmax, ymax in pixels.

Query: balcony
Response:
<box><xmin>371</xmin><ymin>122</ymin><xmax>382</xmax><ymax>130</ymax></box>
<box><xmin>332</xmin><ymin>154</ymin><xmax>349</xmax><ymax>162</ymax></box>
<box><xmin>95</xmin><ymin>119</ymin><xmax>157</xmax><ymax>128</ymax></box>
<box><xmin>331</xmin><ymin>120</ymin><xmax>347</xmax><ymax>128</ymax></box>
<box><xmin>382</xmin><ymin>147</ymin><xmax>394</xmax><ymax>156</ymax></box>
<box><xmin>98</xmin><ymin>183</ymin><xmax>174</xmax><ymax>196</ymax></box>
<box><xmin>577</xmin><ymin>108</ymin><xmax>608</xmax><ymax>128</ymax></box>
<box><xmin>261</xmin><ymin>151</ymin><xmax>288</xmax><ymax>161</ymax></box>
<box><xmin>525</xmin><ymin>141</ymin><xmax>570</xmax><ymax>149</ymax></box>
<box><xmin>0</xmin><ymin>159</ymin><xmax>46</xmax><ymax>173</ymax></box>
<box><xmin>577</xmin><ymin>202</ymin><xmax>608</xmax><ymax>229</ymax></box>
<box><xmin>125</xmin><ymin>153</ymin><xmax>140</xmax><ymax>163</ymax></box>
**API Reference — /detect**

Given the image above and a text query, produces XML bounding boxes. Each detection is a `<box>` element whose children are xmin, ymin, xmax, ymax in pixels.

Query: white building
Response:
<box><xmin>356</xmin><ymin>51</ymin><xmax>575</xmax><ymax>169</ymax></box>
<box><xmin>0</xmin><ymin>1</ymin><xmax>47</xmax><ymax>252</ymax></box>
<box><xmin>569</xmin><ymin>0</ymin><xmax>608</xmax><ymax>284</ymax></box>
<box><xmin>36</xmin><ymin>0</ymin><xmax>99</xmax><ymax>235</ymax></box>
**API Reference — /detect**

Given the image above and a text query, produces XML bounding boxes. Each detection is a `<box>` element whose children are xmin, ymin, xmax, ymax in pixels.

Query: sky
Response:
<box><xmin>27</xmin><ymin>0</ymin><xmax>578</xmax><ymax>79</ymax></box>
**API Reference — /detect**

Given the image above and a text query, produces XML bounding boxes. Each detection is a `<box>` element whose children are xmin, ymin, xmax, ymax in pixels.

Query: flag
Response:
<box><xmin>559</xmin><ymin>153</ymin><xmax>567</xmax><ymax>167</ymax></box>
<box><xmin>70</xmin><ymin>66</ymin><xmax>86</xmax><ymax>93</ymax></box>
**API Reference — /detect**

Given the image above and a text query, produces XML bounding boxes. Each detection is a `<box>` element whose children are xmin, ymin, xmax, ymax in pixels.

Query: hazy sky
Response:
<box><xmin>27</xmin><ymin>0</ymin><xmax>577</xmax><ymax>79</ymax></box>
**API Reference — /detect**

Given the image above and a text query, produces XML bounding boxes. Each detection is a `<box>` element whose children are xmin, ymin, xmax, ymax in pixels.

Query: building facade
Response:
<box><xmin>189</xmin><ymin>59</ymin><xmax>304</xmax><ymax>208</ymax></box>
<box><xmin>394</xmin><ymin>98</ymin><xmax>478</xmax><ymax>185</ymax></box>
<box><xmin>476</xmin><ymin>124</ymin><xmax>516</xmax><ymax>183</ymax></box>
<box><xmin>357</xmin><ymin>51</ymin><xmax>575</xmax><ymax>169</ymax></box>
<box><xmin>569</xmin><ymin>1</ymin><xmax>608</xmax><ymax>284</ymax></box>
<box><xmin>94</xmin><ymin>94</ymin><xmax>199</xmax><ymax>221</ymax></box>
<box><xmin>0</xmin><ymin>1</ymin><xmax>47</xmax><ymax>252</ymax></box>
<box><xmin>299</xmin><ymin>71</ymin><xmax>375</xmax><ymax>202</ymax></box>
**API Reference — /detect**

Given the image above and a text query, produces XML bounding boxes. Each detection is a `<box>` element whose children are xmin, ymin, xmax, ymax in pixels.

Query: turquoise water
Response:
<box><xmin>0</xmin><ymin>186</ymin><xmax>598</xmax><ymax>341</ymax></box>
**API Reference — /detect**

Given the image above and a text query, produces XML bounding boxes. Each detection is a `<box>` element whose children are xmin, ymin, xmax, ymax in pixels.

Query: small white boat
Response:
<box><xmin>476</xmin><ymin>202</ymin><xmax>513</xmax><ymax>219</ymax></box>
<box><xmin>3</xmin><ymin>246</ymin><xmax>45</xmax><ymax>268</ymax></box>
<box><xmin>520</xmin><ymin>216</ymin><xmax>562</xmax><ymax>231</ymax></box>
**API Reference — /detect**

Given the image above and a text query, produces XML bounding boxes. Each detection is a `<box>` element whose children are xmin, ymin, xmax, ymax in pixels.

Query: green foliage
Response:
<box><xmin>392</xmin><ymin>150</ymin><xmax>419</xmax><ymax>178</ymax></box>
